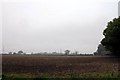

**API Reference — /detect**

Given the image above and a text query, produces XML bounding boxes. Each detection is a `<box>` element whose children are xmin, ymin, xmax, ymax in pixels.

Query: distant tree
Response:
<box><xmin>75</xmin><ymin>51</ymin><xmax>78</xmax><ymax>55</ymax></box>
<box><xmin>8</xmin><ymin>52</ymin><xmax>12</xmax><ymax>55</ymax></box>
<box><xmin>65</xmin><ymin>50</ymin><xmax>70</xmax><ymax>55</ymax></box>
<box><xmin>94</xmin><ymin>44</ymin><xmax>111</xmax><ymax>56</ymax></box>
<box><xmin>94</xmin><ymin>52</ymin><xmax>98</xmax><ymax>55</ymax></box>
<box><xmin>13</xmin><ymin>52</ymin><xmax>17</xmax><ymax>54</ymax></box>
<box><xmin>52</xmin><ymin>52</ymin><xmax>57</xmax><ymax>55</ymax></box>
<box><xmin>18</xmin><ymin>50</ymin><xmax>24</xmax><ymax>54</ymax></box>
<box><xmin>101</xmin><ymin>17</ymin><xmax>120</xmax><ymax>56</ymax></box>
<box><xmin>97</xmin><ymin>44</ymin><xmax>106</xmax><ymax>54</ymax></box>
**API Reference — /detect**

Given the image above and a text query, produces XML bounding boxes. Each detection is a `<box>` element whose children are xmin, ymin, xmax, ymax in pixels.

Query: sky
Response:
<box><xmin>1</xmin><ymin>0</ymin><xmax>120</xmax><ymax>53</ymax></box>
<box><xmin>118</xmin><ymin>1</ymin><xmax>120</xmax><ymax>16</ymax></box>
<box><xmin>0</xmin><ymin>1</ymin><xmax>2</xmax><ymax>53</ymax></box>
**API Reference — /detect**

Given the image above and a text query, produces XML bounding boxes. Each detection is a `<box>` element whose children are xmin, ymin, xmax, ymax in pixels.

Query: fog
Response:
<box><xmin>118</xmin><ymin>1</ymin><xmax>120</xmax><ymax>16</ymax></box>
<box><xmin>0</xmin><ymin>1</ymin><xmax>2</xmax><ymax>53</ymax></box>
<box><xmin>1</xmin><ymin>0</ymin><xmax>119</xmax><ymax>53</ymax></box>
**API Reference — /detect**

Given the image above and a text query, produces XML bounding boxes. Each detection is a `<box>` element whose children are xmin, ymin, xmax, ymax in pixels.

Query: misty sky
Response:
<box><xmin>118</xmin><ymin>1</ymin><xmax>120</xmax><ymax>16</ymax></box>
<box><xmin>1</xmin><ymin>0</ymin><xmax>119</xmax><ymax>53</ymax></box>
<box><xmin>0</xmin><ymin>1</ymin><xmax>2</xmax><ymax>53</ymax></box>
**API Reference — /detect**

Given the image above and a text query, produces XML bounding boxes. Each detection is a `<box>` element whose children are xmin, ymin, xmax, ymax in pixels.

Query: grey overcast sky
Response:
<box><xmin>118</xmin><ymin>1</ymin><xmax>120</xmax><ymax>16</ymax></box>
<box><xmin>0</xmin><ymin>1</ymin><xmax>1</xmax><ymax>53</ymax></box>
<box><xmin>1</xmin><ymin>0</ymin><xmax>119</xmax><ymax>53</ymax></box>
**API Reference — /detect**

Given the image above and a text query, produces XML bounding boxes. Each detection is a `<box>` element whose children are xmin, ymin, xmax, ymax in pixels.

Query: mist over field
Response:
<box><xmin>1</xmin><ymin>0</ymin><xmax>119</xmax><ymax>53</ymax></box>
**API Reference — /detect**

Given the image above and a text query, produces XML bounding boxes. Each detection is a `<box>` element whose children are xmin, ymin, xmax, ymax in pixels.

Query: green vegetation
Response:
<box><xmin>2</xmin><ymin>72</ymin><xmax>120</xmax><ymax>79</ymax></box>
<box><xmin>101</xmin><ymin>17</ymin><xmax>120</xmax><ymax>56</ymax></box>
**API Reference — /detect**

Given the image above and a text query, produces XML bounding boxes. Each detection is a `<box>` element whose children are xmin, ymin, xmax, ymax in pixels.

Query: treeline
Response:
<box><xmin>3</xmin><ymin>50</ymin><xmax>93</xmax><ymax>56</ymax></box>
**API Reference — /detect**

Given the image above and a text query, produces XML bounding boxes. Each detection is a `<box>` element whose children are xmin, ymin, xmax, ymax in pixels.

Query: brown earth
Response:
<box><xmin>2</xmin><ymin>55</ymin><xmax>120</xmax><ymax>77</ymax></box>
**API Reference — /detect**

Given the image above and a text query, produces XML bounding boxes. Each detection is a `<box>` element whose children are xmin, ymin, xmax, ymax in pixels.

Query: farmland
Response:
<box><xmin>2</xmin><ymin>55</ymin><xmax>120</xmax><ymax>79</ymax></box>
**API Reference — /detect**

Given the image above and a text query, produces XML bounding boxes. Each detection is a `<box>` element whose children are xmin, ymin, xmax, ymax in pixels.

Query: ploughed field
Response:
<box><xmin>2</xmin><ymin>55</ymin><xmax>120</xmax><ymax>78</ymax></box>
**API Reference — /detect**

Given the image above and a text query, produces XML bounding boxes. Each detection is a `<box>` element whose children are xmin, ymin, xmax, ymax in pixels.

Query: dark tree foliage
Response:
<box><xmin>18</xmin><ymin>50</ymin><xmax>24</xmax><ymax>54</ymax></box>
<box><xmin>64</xmin><ymin>50</ymin><xmax>70</xmax><ymax>55</ymax></box>
<box><xmin>101</xmin><ymin>17</ymin><xmax>120</xmax><ymax>56</ymax></box>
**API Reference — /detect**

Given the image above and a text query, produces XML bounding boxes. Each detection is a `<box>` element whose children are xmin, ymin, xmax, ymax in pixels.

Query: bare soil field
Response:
<box><xmin>2</xmin><ymin>55</ymin><xmax>120</xmax><ymax>78</ymax></box>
